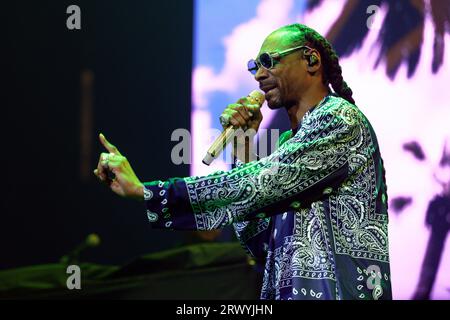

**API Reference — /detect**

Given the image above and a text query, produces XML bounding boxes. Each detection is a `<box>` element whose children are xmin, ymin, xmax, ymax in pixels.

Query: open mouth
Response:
<box><xmin>260</xmin><ymin>85</ymin><xmax>276</xmax><ymax>94</ymax></box>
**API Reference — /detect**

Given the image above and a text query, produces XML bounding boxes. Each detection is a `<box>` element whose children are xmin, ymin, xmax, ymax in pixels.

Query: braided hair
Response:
<box><xmin>281</xmin><ymin>24</ymin><xmax>355</xmax><ymax>105</ymax></box>
<box><xmin>280</xmin><ymin>25</ymin><xmax>389</xmax><ymax>207</ymax></box>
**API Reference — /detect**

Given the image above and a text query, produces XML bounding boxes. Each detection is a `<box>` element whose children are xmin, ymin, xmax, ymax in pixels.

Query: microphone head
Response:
<box><xmin>248</xmin><ymin>90</ymin><xmax>265</xmax><ymax>106</ymax></box>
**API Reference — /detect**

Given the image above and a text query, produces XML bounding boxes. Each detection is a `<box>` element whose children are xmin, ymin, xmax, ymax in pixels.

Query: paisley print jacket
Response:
<box><xmin>143</xmin><ymin>95</ymin><xmax>392</xmax><ymax>300</ymax></box>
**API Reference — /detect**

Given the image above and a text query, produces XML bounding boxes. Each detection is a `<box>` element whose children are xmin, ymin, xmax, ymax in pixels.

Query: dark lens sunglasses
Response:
<box><xmin>247</xmin><ymin>45</ymin><xmax>313</xmax><ymax>75</ymax></box>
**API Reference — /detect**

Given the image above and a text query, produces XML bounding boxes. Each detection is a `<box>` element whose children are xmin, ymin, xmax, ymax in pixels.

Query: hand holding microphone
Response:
<box><xmin>94</xmin><ymin>91</ymin><xmax>265</xmax><ymax>197</ymax></box>
<box><xmin>220</xmin><ymin>91</ymin><xmax>265</xmax><ymax>132</ymax></box>
<box><xmin>203</xmin><ymin>90</ymin><xmax>265</xmax><ymax>165</ymax></box>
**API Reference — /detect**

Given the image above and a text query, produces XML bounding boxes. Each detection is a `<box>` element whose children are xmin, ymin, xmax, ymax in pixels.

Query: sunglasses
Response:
<box><xmin>247</xmin><ymin>45</ymin><xmax>313</xmax><ymax>75</ymax></box>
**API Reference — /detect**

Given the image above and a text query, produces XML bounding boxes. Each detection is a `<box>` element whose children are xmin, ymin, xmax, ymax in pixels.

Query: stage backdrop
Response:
<box><xmin>191</xmin><ymin>0</ymin><xmax>450</xmax><ymax>300</ymax></box>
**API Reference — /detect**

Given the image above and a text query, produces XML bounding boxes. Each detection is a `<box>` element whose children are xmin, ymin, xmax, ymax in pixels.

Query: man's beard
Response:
<box><xmin>265</xmin><ymin>88</ymin><xmax>284</xmax><ymax>109</ymax></box>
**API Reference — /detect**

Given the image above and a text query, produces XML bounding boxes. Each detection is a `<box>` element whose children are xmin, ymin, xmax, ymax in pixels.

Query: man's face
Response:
<box><xmin>254</xmin><ymin>30</ymin><xmax>308</xmax><ymax>109</ymax></box>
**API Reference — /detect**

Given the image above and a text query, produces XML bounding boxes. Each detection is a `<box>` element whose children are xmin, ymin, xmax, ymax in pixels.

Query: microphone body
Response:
<box><xmin>202</xmin><ymin>90</ymin><xmax>265</xmax><ymax>165</ymax></box>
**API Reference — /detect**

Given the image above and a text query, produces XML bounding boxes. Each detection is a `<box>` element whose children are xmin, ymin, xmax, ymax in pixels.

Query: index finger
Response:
<box><xmin>99</xmin><ymin>133</ymin><xmax>122</xmax><ymax>156</ymax></box>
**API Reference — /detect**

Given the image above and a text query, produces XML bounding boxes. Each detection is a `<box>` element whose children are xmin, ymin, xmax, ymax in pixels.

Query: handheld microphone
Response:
<box><xmin>202</xmin><ymin>90</ymin><xmax>265</xmax><ymax>165</ymax></box>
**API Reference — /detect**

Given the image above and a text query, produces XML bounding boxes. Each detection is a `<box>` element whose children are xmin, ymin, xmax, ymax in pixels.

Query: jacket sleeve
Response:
<box><xmin>143</xmin><ymin>100</ymin><xmax>363</xmax><ymax>231</ymax></box>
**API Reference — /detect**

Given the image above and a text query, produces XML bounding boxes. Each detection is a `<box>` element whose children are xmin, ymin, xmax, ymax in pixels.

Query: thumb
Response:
<box><xmin>245</xmin><ymin>104</ymin><xmax>262</xmax><ymax>117</ymax></box>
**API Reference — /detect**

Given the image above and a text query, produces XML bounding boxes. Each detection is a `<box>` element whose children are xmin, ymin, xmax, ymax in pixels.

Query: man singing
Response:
<box><xmin>94</xmin><ymin>24</ymin><xmax>392</xmax><ymax>300</ymax></box>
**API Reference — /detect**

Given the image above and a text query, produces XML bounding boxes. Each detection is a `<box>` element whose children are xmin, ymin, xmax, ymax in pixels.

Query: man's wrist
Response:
<box><xmin>134</xmin><ymin>183</ymin><xmax>144</xmax><ymax>201</ymax></box>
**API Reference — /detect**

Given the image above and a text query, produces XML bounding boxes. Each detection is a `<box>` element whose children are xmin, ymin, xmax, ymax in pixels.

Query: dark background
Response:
<box><xmin>2</xmin><ymin>1</ymin><xmax>194</xmax><ymax>269</ymax></box>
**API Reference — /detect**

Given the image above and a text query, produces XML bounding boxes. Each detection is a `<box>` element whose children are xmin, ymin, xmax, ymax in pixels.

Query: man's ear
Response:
<box><xmin>308</xmin><ymin>54</ymin><xmax>319</xmax><ymax>66</ymax></box>
<box><xmin>305</xmin><ymin>49</ymin><xmax>321</xmax><ymax>74</ymax></box>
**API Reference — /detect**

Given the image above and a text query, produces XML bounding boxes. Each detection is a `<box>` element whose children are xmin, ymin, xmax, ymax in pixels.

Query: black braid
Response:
<box><xmin>282</xmin><ymin>24</ymin><xmax>356</xmax><ymax>105</ymax></box>
<box><xmin>280</xmin><ymin>25</ymin><xmax>389</xmax><ymax>209</ymax></box>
